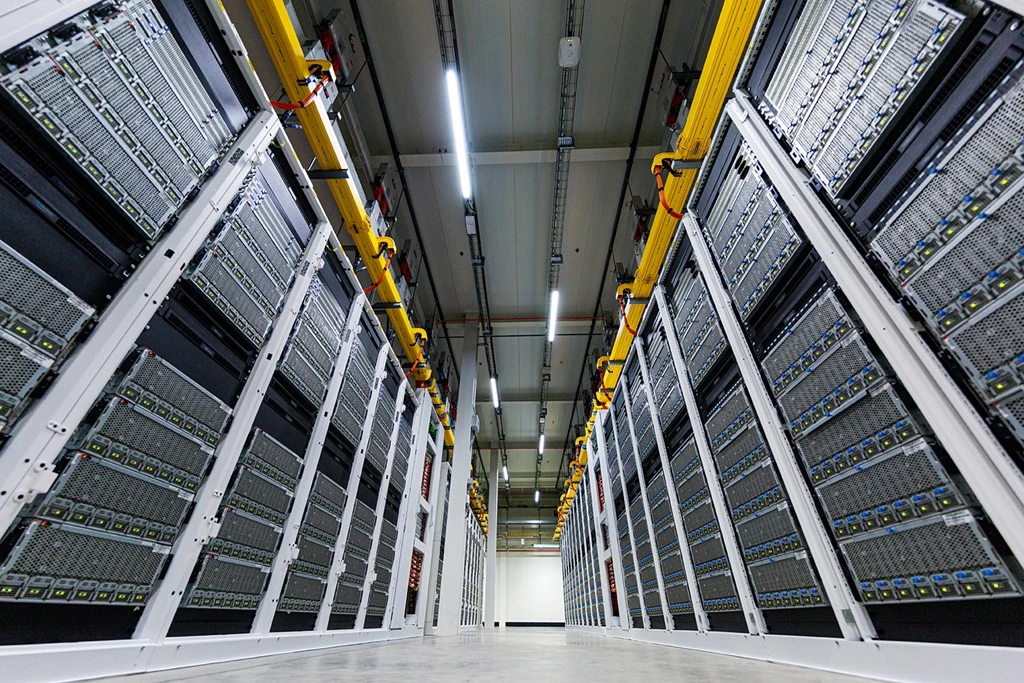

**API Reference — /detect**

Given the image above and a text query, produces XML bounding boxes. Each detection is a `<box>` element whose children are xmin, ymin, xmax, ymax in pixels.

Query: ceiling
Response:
<box><xmin>231</xmin><ymin>0</ymin><xmax>724</xmax><ymax>515</ymax></box>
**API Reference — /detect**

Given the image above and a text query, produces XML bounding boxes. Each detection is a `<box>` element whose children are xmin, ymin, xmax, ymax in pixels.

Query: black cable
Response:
<box><xmin>350</xmin><ymin>0</ymin><xmax>460</xmax><ymax>381</ymax></box>
<box><xmin>556</xmin><ymin>0</ymin><xmax>672</xmax><ymax>479</ymax></box>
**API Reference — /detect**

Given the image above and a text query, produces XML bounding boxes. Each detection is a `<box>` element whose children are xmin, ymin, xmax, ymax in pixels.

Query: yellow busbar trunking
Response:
<box><xmin>245</xmin><ymin>0</ymin><xmax>455</xmax><ymax>447</ymax></box>
<box><xmin>556</xmin><ymin>0</ymin><xmax>763</xmax><ymax>529</ymax></box>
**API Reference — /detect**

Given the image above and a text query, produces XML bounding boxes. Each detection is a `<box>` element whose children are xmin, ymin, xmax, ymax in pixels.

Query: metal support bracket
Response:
<box><xmin>307</xmin><ymin>169</ymin><xmax>351</xmax><ymax>180</ymax></box>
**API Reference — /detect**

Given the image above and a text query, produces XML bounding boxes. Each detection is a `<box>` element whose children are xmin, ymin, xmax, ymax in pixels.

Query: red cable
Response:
<box><xmin>405</xmin><ymin>338</ymin><xmax>425</xmax><ymax>377</ymax></box>
<box><xmin>362</xmin><ymin>249</ymin><xmax>394</xmax><ymax>294</ymax></box>
<box><xmin>655</xmin><ymin>170</ymin><xmax>685</xmax><ymax>220</ymax></box>
<box><xmin>270</xmin><ymin>74</ymin><xmax>331</xmax><ymax>111</ymax></box>
<box><xmin>617</xmin><ymin>295</ymin><xmax>638</xmax><ymax>337</ymax></box>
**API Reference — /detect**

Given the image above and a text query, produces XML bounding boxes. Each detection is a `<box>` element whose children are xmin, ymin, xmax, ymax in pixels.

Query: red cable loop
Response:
<box><xmin>270</xmin><ymin>74</ymin><xmax>331</xmax><ymax>111</ymax></box>
<box><xmin>362</xmin><ymin>249</ymin><xmax>395</xmax><ymax>294</ymax></box>
<box><xmin>617</xmin><ymin>295</ymin><xmax>638</xmax><ymax>337</ymax></box>
<box><xmin>654</xmin><ymin>170</ymin><xmax>685</xmax><ymax>220</ymax></box>
<box><xmin>405</xmin><ymin>338</ymin><xmax>425</xmax><ymax>377</ymax></box>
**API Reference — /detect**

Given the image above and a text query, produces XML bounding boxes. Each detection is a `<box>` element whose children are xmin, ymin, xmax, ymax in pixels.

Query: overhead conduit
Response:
<box><xmin>245</xmin><ymin>0</ymin><xmax>455</xmax><ymax>447</ymax></box>
<box><xmin>555</xmin><ymin>0</ymin><xmax>764</xmax><ymax>534</ymax></box>
<box><xmin>540</xmin><ymin>0</ymin><xmax>585</xmax><ymax>509</ymax></box>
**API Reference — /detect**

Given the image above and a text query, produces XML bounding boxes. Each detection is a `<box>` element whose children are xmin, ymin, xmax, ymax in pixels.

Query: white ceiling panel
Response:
<box><xmin>258</xmin><ymin>0</ymin><xmax>729</xmax><ymax>499</ymax></box>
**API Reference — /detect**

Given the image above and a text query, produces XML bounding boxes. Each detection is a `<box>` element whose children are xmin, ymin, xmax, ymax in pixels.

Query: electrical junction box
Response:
<box><xmin>559</xmin><ymin>37</ymin><xmax>580</xmax><ymax>67</ymax></box>
<box><xmin>317</xmin><ymin>10</ymin><xmax>361</xmax><ymax>87</ymax></box>
<box><xmin>365</xmin><ymin>199</ymin><xmax>387</xmax><ymax>238</ymax></box>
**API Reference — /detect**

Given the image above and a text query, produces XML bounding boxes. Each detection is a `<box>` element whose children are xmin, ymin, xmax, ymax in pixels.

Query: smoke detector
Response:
<box><xmin>559</xmin><ymin>37</ymin><xmax>580</xmax><ymax>68</ymax></box>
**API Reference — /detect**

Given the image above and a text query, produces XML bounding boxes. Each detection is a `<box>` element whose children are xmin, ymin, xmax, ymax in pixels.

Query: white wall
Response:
<box><xmin>495</xmin><ymin>552</ymin><xmax>566</xmax><ymax>624</ymax></box>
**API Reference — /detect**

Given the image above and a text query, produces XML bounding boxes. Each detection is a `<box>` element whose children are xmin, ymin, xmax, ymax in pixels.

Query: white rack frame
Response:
<box><xmin>568</xmin><ymin>1</ymin><xmax>1024</xmax><ymax>678</ymax></box>
<box><xmin>0</xmin><ymin>0</ymin><xmax>434</xmax><ymax>678</ymax></box>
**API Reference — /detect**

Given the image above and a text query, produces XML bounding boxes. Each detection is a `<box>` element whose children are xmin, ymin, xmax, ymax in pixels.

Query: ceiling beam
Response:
<box><xmin>476</xmin><ymin>392</ymin><xmax>577</xmax><ymax>404</ymax></box>
<box><xmin>441</xmin><ymin>316</ymin><xmax>600</xmax><ymax>330</ymax></box>
<box><xmin>480</xmin><ymin>442</ymin><xmax>576</xmax><ymax>451</ymax></box>
<box><xmin>371</xmin><ymin>144</ymin><xmax>662</xmax><ymax>168</ymax></box>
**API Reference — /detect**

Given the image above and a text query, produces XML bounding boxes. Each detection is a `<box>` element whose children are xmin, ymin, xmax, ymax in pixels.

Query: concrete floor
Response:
<box><xmin>98</xmin><ymin>628</ymin><xmax>878</xmax><ymax>682</ymax></box>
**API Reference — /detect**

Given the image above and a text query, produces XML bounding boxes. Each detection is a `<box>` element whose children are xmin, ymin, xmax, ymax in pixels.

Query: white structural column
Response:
<box><xmin>652</xmin><ymin>286</ymin><xmax>764</xmax><ymax>635</ymax></box>
<box><xmin>252</xmin><ymin>294</ymin><xmax>365</xmax><ymax>633</ymax></box>
<box><xmin>484</xmin><ymin>450</ymin><xmax>499</xmax><ymax>628</ymax></box>
<box><xmin>727</xmin><ymin>93</ymin><xmax>1024</xmax><ymax>564</ymax></box>
<box><xmin>435</xmin><ymin>319</ymin><xmax>480</xmax><ymax>635</ymax></box>
<box><xmin>0</xmin><ymin>112</ymin><xmax>279</xmax><ymax>536</ymax></box>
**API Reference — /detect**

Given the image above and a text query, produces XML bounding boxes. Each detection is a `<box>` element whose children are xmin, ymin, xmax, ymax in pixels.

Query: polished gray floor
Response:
<box><xmin>99</xmin><ymin>628</ymin><xmax>876</xmax><ymax>682</ymax></box>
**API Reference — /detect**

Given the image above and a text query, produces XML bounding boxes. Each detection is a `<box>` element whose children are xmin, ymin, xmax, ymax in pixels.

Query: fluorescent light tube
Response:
<box><xmin>534</xmin><ymin>489</ymin><xmax>540</xmax><ymax>504</ymax></box>
<box><xmin>445</xmin><ymin>69</ymin><xmax>472</xmax><ymax>199</ymax></box>
<box><xmin>503</xmin><ymin>464</ymin><xmax>509</xmax><ymax>482</ymax></box>
<box><xmin>548</xmin><ymin>290</ymin><xmax>560</xmax><ymax>342</ymax></box>
<box><xmin>538</xmin><ymin>434</ymin><xmax>545</xmax><ymax>453</ymax></box>
<box><xmin>533</xmin><ymin>543</ymin><xmax>559</xmax><ymax>549</ymax></box>
<box><xmin>490</xmin><ymin>376</ymin><xmax>500</xmax><ymax>409</ymax></box>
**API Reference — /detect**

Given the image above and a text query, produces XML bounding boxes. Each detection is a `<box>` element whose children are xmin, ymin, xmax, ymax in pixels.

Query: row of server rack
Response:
<box><xmin>561</xmin><ymin>0</ymin><xmax>1024</xmax><ymax>647</ymax></box>
<box><xmin>460</xmin><ymin>502</ymin><xmax>486</xmax><ymax>627</ymax></box>
<box><xmin>420</xmin><ymin>461</ymin><xmax>489</xmax><ymax>632</ymax></box>
<box><xmin>0</xmin><ymin>0</ymin><xmax>434</xmax><ymax>646</ymax></box>
<box><xmin>561</xmin><ymin>462</ymin><xmax>605</xmax><ymax>627</ymax></box>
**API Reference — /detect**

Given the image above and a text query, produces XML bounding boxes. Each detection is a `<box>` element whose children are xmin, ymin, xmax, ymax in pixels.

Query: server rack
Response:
<box><xmin>580</xmin><ymin>428</ymin><xmax>617</xmax><ymax>628</ymax></box>
<box><xmin>619</xmin><ymin>367</ymin><xmax>673</xmax><ymax>629</ymax></box>
<box><xmin>581</xmin><ymin>0</ymin><xmax>1024</xmax><ymax>663</ymax></box>
<box><xmin>730</xmin><ymin>0</ymin><xmax>1024</xmax><ymax>645</ymax></box>
<box><xmin>395</xmin><ymin>409</ymin><xmax>443</xmax><ymax>630</ymax></box>
<box><xmin>606</xmin><ymin>391</ymin><xmax>648</xmax><ymax>628</ymax></box>
<box><xmin>593</xmin><ymin>408</ymin><xmax>632</xmax><ymax>627</ymax></box>
<box><xmin>425</xmin><ymin>461</ymin><xmax>453</xmax><ymax>633</ymax></box>
<box><xmin>461</xmin><ymin>499</ymin><xmax>485</xmax><ymax>627</ymax></box>
<box><xmin>562</xmin><ymin>463</ymin><xmax>606</xmax><ymax>627</ymax></box>
<box><xmin>0</xmin><ymin>0</ymin><xmax>429</xmax><ymax>671</ymax></box>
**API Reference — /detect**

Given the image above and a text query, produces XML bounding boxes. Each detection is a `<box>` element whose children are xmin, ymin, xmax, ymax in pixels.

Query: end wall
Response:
<box><xmin>496</xmin><ymin>552</ymin><xmax>565</xmax><ymax>626</ymax></box>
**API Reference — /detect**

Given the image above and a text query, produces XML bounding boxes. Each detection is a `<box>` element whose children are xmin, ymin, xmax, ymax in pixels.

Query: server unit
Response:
<box><xmin>746</xmin><ymin>0</ymin><xmax>1024</xmax><ymax>458</ymax></box>
<box><xmin>0</xmin><ymin>348</ymin><xmax>228</xmax><ymax>607</ymax></box>
<box><xmin>0</xmin><ymin>1</ymin><xmax>234</xmax><ymax>240</ymax></box>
